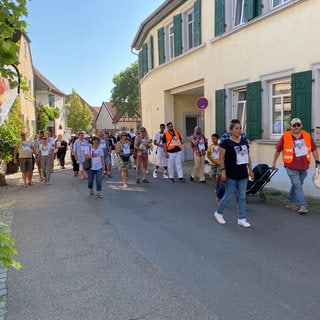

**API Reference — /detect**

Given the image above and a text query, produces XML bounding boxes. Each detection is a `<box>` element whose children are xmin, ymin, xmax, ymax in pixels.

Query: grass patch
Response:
<box><xmin>265</xmin><ymin>189</ymin><xmax>320</xmax><ymax>210</ymax></box>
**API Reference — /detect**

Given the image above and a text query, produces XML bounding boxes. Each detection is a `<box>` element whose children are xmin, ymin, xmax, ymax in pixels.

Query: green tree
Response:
<box><xmin>0</xmin><ymin>222</ymin><xmax>21</xmax><ymax>270</ymax></box>
<box><xmin>0</xmin><ymin>98</ymin><xmax>24</xmax><ymax>162</ymax></box>
<box><xmin>0</xmin><ymin>0</ymin><xmax>28</xmax><ymax>82</ymax></box>
<box><xmin>66</xmin><ymin>89</ymin><xmax>93</xmax><ymax>132</ymax></box>
<box><xmin>110</xmin><ymin>61</ymin><xmax>140</xmax><ymax>117</ymax></box>
<box><xmin>36</xmin><ymin>104</ymin><xmax>60</xmax><ymax>131</ymax></box>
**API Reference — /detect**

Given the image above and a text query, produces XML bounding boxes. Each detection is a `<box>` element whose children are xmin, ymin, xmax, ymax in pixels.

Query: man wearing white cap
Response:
<box><xmin>272</xmin><ymin>118</ymin><xmax>320</xmax><ymax>214</ymax></box>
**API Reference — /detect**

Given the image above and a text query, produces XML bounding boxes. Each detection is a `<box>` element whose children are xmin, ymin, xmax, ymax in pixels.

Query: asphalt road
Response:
<box><xmin>89</xmin><ymin>169</ymin><xmax>320</xmax><ymax>320</ymax></box>
<box><xmin>6</xmin><ymin>164</ymin><xmax>320</xmax><ymax>320</ymax></box>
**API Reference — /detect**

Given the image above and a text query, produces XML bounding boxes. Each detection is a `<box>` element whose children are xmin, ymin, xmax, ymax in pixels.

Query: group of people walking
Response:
<box><xmin>14</xmin><ymin>117</ymin><xmax>319</xmax><ymax>228</ymax></box>
<box><xmin>14</xmin><ymin>130</ymin><xmax>67</xmax><ymax>186</ymax></box>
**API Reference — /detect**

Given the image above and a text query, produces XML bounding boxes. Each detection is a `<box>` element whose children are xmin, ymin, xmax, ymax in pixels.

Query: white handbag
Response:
<box><xmin>312</xmin><ymin>168</ymin><xmax>320</xmax><ymax>189</ymax></box>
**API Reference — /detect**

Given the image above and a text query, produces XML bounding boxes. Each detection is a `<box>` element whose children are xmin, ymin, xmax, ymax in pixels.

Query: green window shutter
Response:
<box><xmin>138</xmin><ymin>51</ymin><xmax>143</xmax><ymax>79</ymax></box>
<box><xmin>215</xmin><ymin>0</ymin><xmax>225</xmax><ymax>37</ymax></box>
<box><xmin>157</xmin><ymin>27</ymin><xmax>165</xmax><ymax>65</ymax></box>
<box><xmin>174</xmin><ymin>14</ymin><xmax>182</xmax><ymax>57</ymax></box>
<box><xmin>142</xmin><ymin>43</ymin><xmax>148</xmax><ymax>77</ymax></box>
<box><xmin>150</xmin><ymin>35</ymin><xmax>154</xmax><ymax>70</ymax></box>
<box><xmin>194</xmin><ymin>0</ymin><xmax>201</xmax><ymax>46</ymax></box>
<box><xmin>255</xmin><ymin>0</ymin><xmax>262</xmax><ymax>17</ymax></box>
<box><xmin>244</xmin><ymin>0</ymin><xmax>255</xmax><ymax>21</ymax></box>
<box><xmin>246</xmin><ymin>81</ymin><xmax>262</xmax><ymax>139</ymax></box>
<box><xmin>244</xmin><ymin>0</ymin><xmax>262</xmax><ymax>21</ymax></box>
<box><xmin>215</xmin><ymin>89</ymin><xmax>226</xmax><ymax>136</ymax></box>
<box><xmin>291</xmin><ymin>70</ymin><xmax>312</xmax><ymax>132</ymax></box>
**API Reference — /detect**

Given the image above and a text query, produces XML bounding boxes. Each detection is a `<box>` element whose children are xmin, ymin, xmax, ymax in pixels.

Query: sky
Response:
<box><xmin>26</xmin><ymin>0</ymin><xmax>164</xmax><ymax>107</ymax></box>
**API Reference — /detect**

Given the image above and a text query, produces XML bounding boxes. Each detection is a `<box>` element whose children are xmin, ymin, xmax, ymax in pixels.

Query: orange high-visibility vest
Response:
<box><xmin>165</xmin><ymin>130</ymin><xmax>182</xmax><ymax>151</ymax></box>
<box><xmin>282</xmin><ymin>130</ymin><xmax>311</xmax><ymax>164</ymax></box>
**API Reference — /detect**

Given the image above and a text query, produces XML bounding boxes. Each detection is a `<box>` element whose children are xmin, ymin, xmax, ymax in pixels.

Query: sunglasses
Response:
<box><xmin>121</xmin><ymin>134</ymin><xmax>127</xmax><ymax>136</ymax></box>
<box><xmin>292</xmin><ymin>123</ymin><xmax>301</xmax><ymax>128</ymax></box>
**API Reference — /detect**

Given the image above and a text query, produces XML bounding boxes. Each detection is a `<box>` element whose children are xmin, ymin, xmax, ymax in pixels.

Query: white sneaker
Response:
<box><xmin>163</xmin><ymin>173</ymin><xmax>169</xmax><ymax>179</ymax></box>
<box><xmin>153</xmin><ymin>170</ymin><xmax>158</xmax><ymax>178</ymax></box>
<box><xmin>238</xmin><ymin>219</ymin><xmax>251</xmax><ymax>228</ymax></box>
<box><xmin>214</xmin><ymin>211</ymin><xmax>226</xmax><ymax>224</ymax></box>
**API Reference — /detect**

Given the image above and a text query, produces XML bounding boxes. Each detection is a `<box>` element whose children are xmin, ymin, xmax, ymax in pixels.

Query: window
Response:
<box><xmin>233</xmin><ymin>89</ymin><xmax>247</xmax><ymax>132</ymax></box>
<box><xmin>185</xmin><ymin>114</ymin><xmax>200</xmax><ymax>137</ymax></box>
<box><xmin>272</xmin><ymin>0</ymin><xmax>289</xmax><ymax>8</ymax></box>
<box><xmin>234</xmin><ymin>0</ymin><xmax>245</xmax><ymax>26</ymax></box>
<box><xmin>157</xmin><ymin>0</ymin><xmax>201</xmax><ymax>64</ymax></box>
<box><xmin>270</xmin><ymin>79</ymin><xmax>291</xmax><ymax>136</ymax></box>
<box><xmin>49</xmin><ymin>94</ymin><xmax>55</xmax><ymax>107</ymax></box>
<box><xmin>24</xmin><ymin>41</ymin><xmax>28</xmax><ymax>57</ymax></box>
<box><xmin>28</xmin><ymin>79</ymin><xmax>32</xmax><ymax>99</ymax></box>
<box><xmin>147</xmin><ymin>36</ymin><xmax>154</xmax><ymax>71</ymax></box>
<box><xmin>215</xmin><ymin>0</ymin><xmax>262</xmax><ymax>36</ymax></box>
<box><xmin>187</xmin><ymin>10</ymin><xmax>194</xmax><ymax>50</ymax></box>
<box><xmin>24</xmin><ymin>76</ymin><xmax>28</xmax><ymax>98</ymax></box>
<box><xmin>168</xmin><ymin>24</ymin><xmax>174</xmax><ymax>59</ymax></box>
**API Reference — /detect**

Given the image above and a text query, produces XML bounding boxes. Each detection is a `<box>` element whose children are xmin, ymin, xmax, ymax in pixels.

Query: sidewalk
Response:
<box><xmin>1</xmin><ymin>163</ymin><xmax>218</xmax><ymax>320</ymax></box>
<box><xmin>0</xmin><ymin>172</ymin><xmax>20</xmax><ymax>320</ymax></box>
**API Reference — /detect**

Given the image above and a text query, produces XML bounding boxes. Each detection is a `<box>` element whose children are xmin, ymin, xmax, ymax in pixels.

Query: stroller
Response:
<box><xmin>246</xmin><ymin>164</ymin><xmax>278</xmax><ymax>202</ymax></box>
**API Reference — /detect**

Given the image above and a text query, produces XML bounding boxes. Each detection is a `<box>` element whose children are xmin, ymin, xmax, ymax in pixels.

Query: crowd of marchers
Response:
<box><xmin>13</xmin><ymin>118</ymin><xmax>319</xmax><ymax>228</ymax></box>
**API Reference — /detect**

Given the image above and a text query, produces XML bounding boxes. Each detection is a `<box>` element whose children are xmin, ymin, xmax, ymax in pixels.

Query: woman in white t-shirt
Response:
<box><xmin>116</xmin><ymin>132</ymin><xmax>132</xmax><ymax>188</ymax></box>
<box><xmin>84</xmin><ymin>136</ymin><xmax>105</xmax><ymax>198</ymax></box>
<box><xmin>38</xmin><ymin>137</ymin><xmax>54</xmax><ymax>185</ymax></box>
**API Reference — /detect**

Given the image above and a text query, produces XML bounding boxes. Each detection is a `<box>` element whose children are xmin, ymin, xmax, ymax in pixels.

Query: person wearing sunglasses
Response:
<box><xmin>272</xmin><ymin>118</ymin><xmax>320</xmax><ymax>214</ymax></box>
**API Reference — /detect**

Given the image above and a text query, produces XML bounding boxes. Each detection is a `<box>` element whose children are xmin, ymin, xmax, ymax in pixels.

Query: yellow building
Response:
<box><xmin>15</xmin><ymin>32</ymin><xmax>36</xmax><ymax>135</ymax></box>
<box><xmin>132</xmin><ymin>0</ymin><xmax>320</xmax><ymax>168</ymax></box>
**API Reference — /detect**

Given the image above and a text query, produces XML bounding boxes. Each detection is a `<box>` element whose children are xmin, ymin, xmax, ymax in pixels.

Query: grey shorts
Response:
<box><xmin>19</xmin><ymin>158</ymin><xmax>33</xmax><ymax>172</ymax></box>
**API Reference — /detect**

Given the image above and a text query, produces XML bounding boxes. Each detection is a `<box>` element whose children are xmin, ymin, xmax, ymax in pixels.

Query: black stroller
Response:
<box><xmin>246</xmin><ymin>164</ymin><xmax>278</xmax><ymax>202</ymax></box>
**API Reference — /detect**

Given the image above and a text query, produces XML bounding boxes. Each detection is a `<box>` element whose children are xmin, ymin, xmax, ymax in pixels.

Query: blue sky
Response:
<box><xmin>26</xmin><ymin>0</ymin><xmax>164</xmax><ymax>106</ymax></box>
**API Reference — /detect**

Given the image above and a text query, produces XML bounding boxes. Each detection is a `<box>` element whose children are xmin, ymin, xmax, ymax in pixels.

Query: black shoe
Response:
<box><xmin>190</xmin><ymin>176</ymin><xmax>194</xmax><ymax>182</ymax></box>
<box><xmin>142</xmin><ymin>179</ymin><xmax>149</xmax><ymax>183</ymax></box>
<box><xmin>170</xmin><ymin>178</ymin><xmax>175</xmax><ymax>183</ymax></box>
<box><xmin>199</xmin><ymin>180</ymin><xmax>206</xmax><ymax>184</ymax></box>
<box><xmin>178</xmin><ymin>178</ymin><xmax>185</xmax><ymax>182</ymax></box>
<box><xmin>136</xmin><ymin>179</ymin><xmax>140</xmax><ymax>184</ymax></box>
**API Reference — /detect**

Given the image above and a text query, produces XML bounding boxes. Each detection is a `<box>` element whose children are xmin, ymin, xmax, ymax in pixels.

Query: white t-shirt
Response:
<box><xmin>39</xmin><ymin>143</ymin><xmax>50</xmax><ymax>156</ymax></box>
<box><xmin>154</xmin><ymin>132</ymin><xmax>164</xmax><ymax>145</ymax></box>
<box><xmin>47</xmin><ymin>137</ymin><xmax>56</xmax><ymax>150</ymax></box>
<box><xmin>85</xmin><ymin>146</ymin><xmax>104</xmax><ymax>170</ymax></box>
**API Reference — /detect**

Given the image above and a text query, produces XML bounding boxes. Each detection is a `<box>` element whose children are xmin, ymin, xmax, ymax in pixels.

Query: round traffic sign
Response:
<box><xmin>196</xmin><ymin>97</ymin><xmax>208</xmax><ymax>110</ymax></box>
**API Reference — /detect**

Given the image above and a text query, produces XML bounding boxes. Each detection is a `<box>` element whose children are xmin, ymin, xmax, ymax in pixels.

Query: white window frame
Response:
<box><xmin>225</xmin><ymin>80</ymin><xmax>248</xmax><ymax>131</ymax></box>
<box><xmin>269</xmin><ymin>78</ymin><xmax>291</xmax><ymax>139</ymax></box>
<box><xmin>147</xmin><ymin>36</ymin><xmax>153</xmax><ymax>71</ymax></box>
<box><xmin>311</xmin><ymin>63</ymin><xmax>320</xmax><ymax>142</ymax></box>
<box><xmin>233</xmin><ymin>0</ymin><xmax>245</xmax><ymax>27</ymax></box>
<box><xmin>272</xmin><ymin>0</ymin><xmax>290</xmax><ymax>9</ymax></box>
<box><xmin>232</xmin><ymin>88</ymin><xmax>247</xmax><ymax>133</ymax></box>
<box><xmin>185</xmin><ymin>8</ymin><xmax>195</xmax><ymax>50</ymax></box>
<box><xmin>166</xmin><ymin>23</ymin><xmax>174</xmax><ymax>61</ymax></box>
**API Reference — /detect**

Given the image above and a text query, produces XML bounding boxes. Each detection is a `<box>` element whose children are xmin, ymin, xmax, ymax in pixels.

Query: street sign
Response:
<box><xmin>196</xmin><ymin>97</ymin><xmax>208</xmax><ymax>110</ymax></box>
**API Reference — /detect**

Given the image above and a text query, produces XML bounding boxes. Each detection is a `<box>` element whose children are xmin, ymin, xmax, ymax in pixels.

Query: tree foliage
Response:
<box><xmin>110</xmin><ymin>62</ymin><xmax>140</xmax><ymax>118</ymax></box>
<box><xmin>0</xmin><ymin>98</ymin><xmax>24</xmax><ymax>162</ymax></box>
<box><xmin>0</xmin><ymin>0</ymin><xmax>28</xmax><ymax>82</ymax></box>
<box><xmin>36</xmin><ymin>104</ymin><xmax>60</xmax><ymax>131</ymax></box>
<box><xmin>0</xmin><ymin>222</ymin><xmax>21</xmax><ymax>270</ymax></box>
<box><xmin>67</xmin><ymin>89</ymin><xmax>93</xmax><ymax>132</ymax></box>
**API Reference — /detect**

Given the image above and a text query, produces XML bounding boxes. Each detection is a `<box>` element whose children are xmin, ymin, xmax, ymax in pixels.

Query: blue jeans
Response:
<box><xmin>88</xmin><ymin>168</ymin><xmax>102</xmax><ymax>192</ymax></box>
<box><xmin>285</xmin><ymin>168</ymin><xmax>307</xmax><ymax>207</ymax></box>
<box><xmin>217</xmin><ymin>178</ymin><xmax>248</xmax><ymax>219</ymax></box>
<box><xmin>216</xmin><ymin>182</ymin><xmax>225</xmax><ymax>200</ymax></box>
